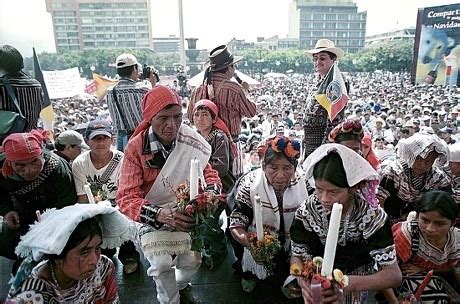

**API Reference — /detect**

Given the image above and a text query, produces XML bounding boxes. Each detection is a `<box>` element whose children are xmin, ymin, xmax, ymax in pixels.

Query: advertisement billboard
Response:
<box><xmin>412</xmin><ymin>4</ymin><xmax>460</xmax><ymax>86</ymax></box>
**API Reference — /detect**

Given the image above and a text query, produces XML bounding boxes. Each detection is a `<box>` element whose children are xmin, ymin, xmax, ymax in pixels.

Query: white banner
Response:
<box><xmin>43</xmin><ymin>67</ymin><xmax>85</xmax><ymax>99</ymax></box>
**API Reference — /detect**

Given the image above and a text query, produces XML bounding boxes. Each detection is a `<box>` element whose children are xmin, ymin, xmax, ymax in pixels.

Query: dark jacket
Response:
<box><xmin>0</xmin><ymin>151</ymin><xmax>77</xmax><ymax>234</ymax></box>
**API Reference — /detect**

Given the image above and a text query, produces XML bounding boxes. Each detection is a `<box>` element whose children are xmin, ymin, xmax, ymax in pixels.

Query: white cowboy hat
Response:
<box><xmin>306</xmin><ymin>39</ymin><xmax>344</xmax><ymax>59</ymax></box>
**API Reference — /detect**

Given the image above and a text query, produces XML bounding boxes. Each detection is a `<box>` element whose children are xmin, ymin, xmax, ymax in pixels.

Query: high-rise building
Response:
<box><xmin>45</xmin><ymin>0</ymin><xmax>152</xmax><ymax>52</ymax></box>
<box><xmin>289</xmin><ymin>0</ymin><xmax>366</xmax><ymax>53</ymax></box>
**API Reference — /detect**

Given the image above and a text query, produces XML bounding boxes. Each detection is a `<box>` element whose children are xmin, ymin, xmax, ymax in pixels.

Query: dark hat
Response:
<box><xmin>85</xmin><ymin>120</ymin><xmax>113</xmax><ymax>140</ymax></box>
<box><xmin>206</xmin><ymin>45</ymin><xmax>242</xmax><ymax>71</ymax></box>
<box><xmin>440</xmin><ymin>127</ymin><xmax>453</xmax><ymax>134</ymax></box>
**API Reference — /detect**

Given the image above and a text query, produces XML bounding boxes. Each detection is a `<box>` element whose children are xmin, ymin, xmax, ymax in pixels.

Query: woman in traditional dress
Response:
<box><xmin>192</xmin><ymin>99</ymin><xmax>236</xmax><ymax>268</ymax></box>
<box><xmin>7</xmin><ymin>204</ymin><xmax>136</xmax><ymax>303</ymax></box>
<box><xmin>328</xmin><ymin>119</ymin><xmax>380</xmax><ymax>171</ymax></box>
<box><xmin>192</xmin><ymin>99</ymin><xmax>236</xmax><ymax>193</ymax></box>
<box><xmin>328</xmin><ymin>118</ymin><xmax>364</xmax><ymax>154</ymax></box>
<box><xmin>361</xmin><ymin>132</ymin><xmax>381</xmax><ymax>171</ymax></box>
<box><xmin>377</xmin><ymin>132</ymin><xmax>451</xmax><ymax>223</ymax></box>
<box><xmin>229</xmin><ymin>136</ymin><xmax>307</xmax><ymax>296</ymax></box>
<box><xmin>389</xmin><ymin>190</ymin><xmax>460</xmax><ymax>303</ymax></box>
<box><xmin>292</xmin><ymin>144</ymin><xmax>401</xmax><ymax>303</ymax></box>
<box><xmin>302</xmin><ymin>39</ymin><xmax>350</xmax><ymax>160</ymax></box>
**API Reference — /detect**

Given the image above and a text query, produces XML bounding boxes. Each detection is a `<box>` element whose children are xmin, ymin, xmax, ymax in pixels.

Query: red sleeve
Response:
<box><xmin>101</xmin><ymin>261</ymin><xmax>118</xmax><ymax>303</ymax></box>
<box><xmin>392</xmin><ymin>222</ymin><xmax>412</xmax><ymax>263</ymax></box>
<box><xmin>116</xmin><ymin>137</ymin><xmax>152</xmax><ymax>222</ymax></box>
<box><xmin>203</xmin><ymin>163</ymin><xmax>222</xmax><ymax>191</ymax></box>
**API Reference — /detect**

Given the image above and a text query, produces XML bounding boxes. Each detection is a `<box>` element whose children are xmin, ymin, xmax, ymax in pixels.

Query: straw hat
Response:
<box><xmin>306</xmin><ymin>39</ymin><xmax>344</xmax><ymax>59</ymax></box>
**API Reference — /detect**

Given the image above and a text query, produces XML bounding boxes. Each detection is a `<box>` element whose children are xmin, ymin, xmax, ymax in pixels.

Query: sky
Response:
<box><xmin>0</xmin><ymin>0</ymin><xmax>459</xmax><ymax>57</ymax></box>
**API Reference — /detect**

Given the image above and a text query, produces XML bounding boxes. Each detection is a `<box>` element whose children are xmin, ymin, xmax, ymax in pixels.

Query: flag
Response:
<box><xmin>314</xmin><ymin>63</ymin><xmax>349</xmax><ymax>122</ymax></box>
<box><xmin>33</xmin><ymin>48</ymin><xmax>55</xmax><ymax>130</ymax></box>
<box><xmin>92</xmin><ymin>73</ymin><xmax>118</xmax><ymax>101</ymax></box>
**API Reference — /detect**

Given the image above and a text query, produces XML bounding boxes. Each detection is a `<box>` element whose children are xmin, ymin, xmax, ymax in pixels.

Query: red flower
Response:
<box><xmin>185</xmin><ymin>204</ymin><xmax>194</xmax><ymax>215</ymax></box>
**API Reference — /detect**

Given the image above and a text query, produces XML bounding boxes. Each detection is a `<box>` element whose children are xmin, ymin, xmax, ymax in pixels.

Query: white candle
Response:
<box><xmin>189</xmin><ymin>158</ymin><xmax>199</xmax><ymax>200</ymax></box>
<box><xmin>321</xmin><ymin>203</ymin><xmax>343</xmax><ymax>277</ymax></box>
<box><xmin>253</xmin><ymin>194</ymin><xmax>264</xmax><ymax>241</ymax></box>
<box><xmin>84</xmin><ymin>184</ymin><xmax>96</xmax><ymax>204</ymax></box>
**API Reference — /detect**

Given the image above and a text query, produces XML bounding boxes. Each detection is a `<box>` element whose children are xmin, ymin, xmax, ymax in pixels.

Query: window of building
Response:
<box><xmin>350</xmin><ymin>23</ymin><xmax>360</xmax><ymax>29</ymax></box>
<box><xmin>325</xmin><ymin>23</ymin><xmax>336</xmax><ymax>29</ymax></box>
<box><xmin>325</xmin><ymin>14</ymin><xmax>335</xmax><ymax>20</ymax></box>
<box><xmin>312</xmin><ymin>14</ymin><xmax>324</xmax><ymax>20</ymax></box>
<box><xmin>349</xmin><ymin>14</ymin><xmax>361</xmax><ymax>21</ymax></box>
<box><xmin>313</xmin><ymin>23</ymin><xmax>324</xmax><ymax>29</ymax></box>
<box><xmin>338</xmin><ymin>14</ymin><xmax>348</xmax><ymax>20</ymax></box>
<box><xmin>338</xmin><ymin>23</ymin><xmax>348</xmax><ymax>29</ymax></box>
<box><xmin>312</xmin><ymin>31</ymin><xmax>324</xmax><ymax>36</ymax></box>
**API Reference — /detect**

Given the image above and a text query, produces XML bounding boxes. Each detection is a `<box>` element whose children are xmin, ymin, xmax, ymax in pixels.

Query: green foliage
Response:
<box><xmin>23</xmin><ymin>41</ymin><xmax>414</xmax><ymax>78</ymax></box>
<box><xmin>24</xmin><ymin>48</ymin><xmax>180</xmax><ymax>78</ymax></box>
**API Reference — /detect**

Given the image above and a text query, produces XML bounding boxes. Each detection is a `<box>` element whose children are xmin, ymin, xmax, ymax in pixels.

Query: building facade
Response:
<box><xmin>291</xmin><ymin>0</ymin><xmax>366</xmax><ymax>53</ymax></box>
<box><xmin>365</xmin><ymin>28</ymin><xmax>416</xmax><ymax>48</ymax></box>
<box><xmin>152</xmin><ymin>36</ymin><xmax>180</xmax><ymax>53</ymax></box>
<box><xmin>45</xmin><ymin>0</ymin><xmax>152</xmax><ymax>52</ymax></box>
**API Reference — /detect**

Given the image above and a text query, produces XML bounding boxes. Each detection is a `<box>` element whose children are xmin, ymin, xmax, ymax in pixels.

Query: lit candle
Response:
<box><xmin>189</xmin><ymin>158</ymin><xmax>199</xmax><ymax>200</ymax></box>
<box><xmin>253</xmin><ymin>194</ymin><xmax>264</xmax><ymax>241</ymax></box>
<box><xmin>84</xmin><ymin>184</ymin><xmax>96</xmax><ymax>204</ymax></box>
<box><xmin>321</xmin><ymin>203</ymin><xmax>343</xmax><ymax>277</ymax></box>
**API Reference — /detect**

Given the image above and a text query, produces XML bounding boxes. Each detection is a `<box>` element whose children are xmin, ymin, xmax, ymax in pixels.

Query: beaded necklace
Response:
<box><xmin>48</xmin><ymin>261</ymin><xmax>61</xmax><ymax>288</ymax></box>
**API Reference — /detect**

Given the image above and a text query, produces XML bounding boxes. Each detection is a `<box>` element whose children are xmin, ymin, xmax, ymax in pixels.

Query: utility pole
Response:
<box><xmin>178</xmin><ymin>0</ymin><xmax>187</xmax><ymax>73</ymax></box>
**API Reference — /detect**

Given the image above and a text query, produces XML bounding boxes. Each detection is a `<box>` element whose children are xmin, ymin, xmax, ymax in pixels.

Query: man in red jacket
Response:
<box><xmin>117</xmin><ymin>85</ymin><xmax>221</xmax><ymax>304</ymax></box>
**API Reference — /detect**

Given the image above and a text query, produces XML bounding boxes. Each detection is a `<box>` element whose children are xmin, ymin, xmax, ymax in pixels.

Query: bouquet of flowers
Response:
<box><xmin>290</xmin><ymin>256</ymin><xmax>349</xmax><ymax>289</ymax></box>
<box><xmin>246</xmin><ymin>229</ymin><xmax>282</xmax><ymax>273</ymax></box>
<box><xmin>174</xmin><ymin>182</ymin><xmax>221</xmax><ymax>252</ymax></box>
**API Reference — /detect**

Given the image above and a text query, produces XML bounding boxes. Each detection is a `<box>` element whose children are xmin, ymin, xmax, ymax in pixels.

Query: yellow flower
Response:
<box><xmin>333</xmin><ymin>269</ymin><xmax>344</xmax><ymax>283</ymax></box>
<box><xmin>290</xmin><ymin>263</ymin><xmax>302</xmax><ymax>275</ymax></box>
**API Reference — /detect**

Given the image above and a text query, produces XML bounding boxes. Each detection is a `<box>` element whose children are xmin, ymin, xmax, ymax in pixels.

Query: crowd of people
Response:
<box><xmin>0</xmin><ymin>39</ymin><xmax>459</xmax><ymax>304</ymax></box>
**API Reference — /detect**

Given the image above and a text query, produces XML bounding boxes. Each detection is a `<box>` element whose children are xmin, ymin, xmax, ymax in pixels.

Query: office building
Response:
<box><xmin>290</xmin><ymin>0</ymin><xmax>366</xmax><ymax>53</ymax></box>
<box><xmin>152</xmin><ymin>36</ymin><xmax>180</xmax><ymax>53</ymax></box>
<box><xmin>45</xmin><ymin>0</ymin><xmax>152</xmax><ymax>52</ymax></box>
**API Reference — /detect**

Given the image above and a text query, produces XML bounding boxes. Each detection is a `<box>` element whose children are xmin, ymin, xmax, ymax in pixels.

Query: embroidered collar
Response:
<box><xmin>148</xmin><ymin>126</ymin><xmax>176</xmax><ymax>160</ymax></box>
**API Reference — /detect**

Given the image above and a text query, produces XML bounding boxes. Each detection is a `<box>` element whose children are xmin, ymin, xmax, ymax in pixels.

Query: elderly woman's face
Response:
<box><xmin>10</xmin><ymin>154</ymin><xmax>45</xmax><ymax>181</ymax></box>
<box><xmin>412</xmin><ymin>151</ymin><xmax>438</xmax><ymax>176</ymax></box>
<box><xmin>263</xmin><ymin>156</ymin><xmax>295</xmax><ymax>191</ymax></box>
<box><xmin>58</xmin><ymin>235</ymin><xmax>102</xmax><ymax>283</ymax></box>
<box><xmin>150</xmin><ymin>105</ymin><xmax>182</xmax><ymax>146</ymax></box>
<box><xmin>418</xmin><ymin>210</ymin><xmax>452</xmax><ymax>245</ymax></box>
<box><xmin>313</xmin><ymin>52</ymin><xmax>334</xmax><ymax>77</ymax></box>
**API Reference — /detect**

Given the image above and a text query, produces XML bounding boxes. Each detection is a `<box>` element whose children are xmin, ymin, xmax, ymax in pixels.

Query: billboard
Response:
<box><xmin>412</xmin><ymin>4</ymin><xmax>460</xmax><ymax>86</ymax></box>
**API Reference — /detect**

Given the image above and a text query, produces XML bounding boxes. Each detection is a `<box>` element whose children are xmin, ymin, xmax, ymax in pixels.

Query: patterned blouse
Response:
<box><xmin>392</xmin><ymin>220</ymin><xmax>460</xmax><ymax>302</ymax></box>
<box><xmin>378</xmin><ymin>160</ymin><xmax>451</xmax><ymax>220</ymax></box>
<box><xmin>7</xmin><ymin>255</ymin><xmax>119</xmax><ymax>303</ymax></box>
<box><xmin>290</xmin><ymin>194</ymin><xmax>397</xmax><ymax>274</ymax></box>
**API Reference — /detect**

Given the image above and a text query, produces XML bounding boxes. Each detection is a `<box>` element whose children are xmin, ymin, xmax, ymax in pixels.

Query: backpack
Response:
<box><xmin>0</xmin><ymin>77</ymin><xmax>27</xmax><ymax>142</ymax></box>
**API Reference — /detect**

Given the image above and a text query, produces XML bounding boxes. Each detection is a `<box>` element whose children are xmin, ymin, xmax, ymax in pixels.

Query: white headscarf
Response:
<box><xmin>396</xmin><ymin>132</ymin><xmax>447</xmax><ymax>168</ymax></box>
<box><xmin>302</xmin><ymin>143</ymin><xmax>379</xmax><ymax>187</ymax></box>
<box><xmin>302</xmin><ymin>144</ymin><xmax>380</xmax><ymax>207</ymax></box>
<box><xmin>16</xmin><ymin>204</ymin><xmax>137</xmax><ymax>261</ymax></box>
<box><xmin>449</xmin><ymin>143</ymin><xmax>460</xmax><ymax>162</ymax></box>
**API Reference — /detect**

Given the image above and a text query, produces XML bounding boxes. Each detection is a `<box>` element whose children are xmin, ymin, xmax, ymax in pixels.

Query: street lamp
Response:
<box><xmin>295</xmin><ymin>61</ymin><xmax>300</xmax><ymax>72</ymax></box>
<box><xmin>389</xmin><ymin>53</ymin><xmax>394</xmax><ymax>72</ymax></box>
<box><xmin>275</xmin><ymin>60</ymin><xmax>280</xmax><ymax>72</ymax></box>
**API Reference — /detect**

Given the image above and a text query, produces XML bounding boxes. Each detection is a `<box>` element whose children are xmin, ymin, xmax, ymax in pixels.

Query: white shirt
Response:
<box><xmin>72</xmin><ymin>150</ymin><xmax>124</xmax><ymax>201</ymax></box>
